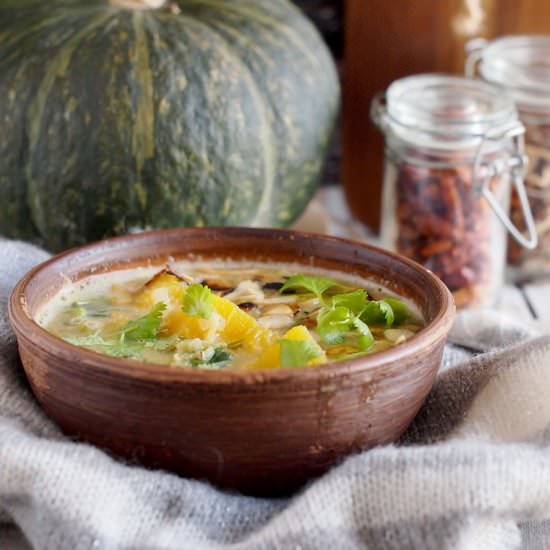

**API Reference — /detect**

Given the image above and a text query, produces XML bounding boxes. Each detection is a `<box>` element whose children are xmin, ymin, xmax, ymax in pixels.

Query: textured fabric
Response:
<box><xmin>1</xmin><ymin>239</ymin><xmax>550</xmax><ymax>550</ymax></box>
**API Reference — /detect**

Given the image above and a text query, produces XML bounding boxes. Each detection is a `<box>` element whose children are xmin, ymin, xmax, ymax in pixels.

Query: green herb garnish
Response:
<box><xmin>279</xmin><ymin>274</ymin><xmax>340</xmax><ymax>301</ymax></box>
<box><xmin>331</xmin><ymin>289</ymin><xmax>368</xmax><ymax>315</ymax></box>
<box><xmin>316</xmin><ymin>304</ymin><xmax>374</xmax><ymax>350</ymax></box>
<box><xmin>360</xmin><ymin>300</ymin><xmax>395</xmax><ymax>327</ymax></box>
<box><xmin>72</xmin><ymin>297</ymin><xmax>112</xmax><ymax>318</ymax></box>
<box><xmin>361</xmin><ymin>300</ymin><xmax>394</xmax><ymax>326</ymax></box>
<box><xmin>385</xmin><ymin>298</ymin><xmax>409</xmax><ymax>325</ymax></box>
<box><xmin>64</xmin><ymin>334</ymin><xmax>142</xmax><ymax>359</ymax></box>
<box><xmin>65</xmin><ymin>332</ymin><xmax>180</xmax><ymax>361</ymax></box>
<box><xmin>64</xmin><ymin>334</ymin><xmax>106</xmax><ymax>348</ymax></box>
<box><xmin>316</xmin><ymin>306</ymin><xmax>353</xmax><ymax>345</ymax></box>
<box><xmin>279</xmin><ymin>339</ymin><xmax>321</xmax><ymax>368</ymax></box>
<box><xmin>120</xmin><ymin>302</ymin><xmax>166</xmax><ymax>341</ymax></box>
<box><xmin>190</xmin><ymin>347</ymin><xmax>233</xmax><ymax>368</ymax></box>
<box><xmin>182</xmin><ymin>283</ymin><xmax>214</xmax><ymax>319</ymax></box>
<box><xmin>209</xmin><ymin>347</ymin><xmax>232</xmax><ymax>364</ymax></box>
<box><xmin>351</xmin><ymin>316</ymin><xmax>374</xmax><ymax>350</ymax></box>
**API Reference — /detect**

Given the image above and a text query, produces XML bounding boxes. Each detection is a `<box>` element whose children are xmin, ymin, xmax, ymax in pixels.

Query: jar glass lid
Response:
<box><xmin>383</xmin><ymin>74</ymin><xmax>519</xmax><ymax>149</ymax></box>
<box><xmin>476</xmin><ymin>35</ymin><xmax>550</xmax><ymax>115</ymax></box>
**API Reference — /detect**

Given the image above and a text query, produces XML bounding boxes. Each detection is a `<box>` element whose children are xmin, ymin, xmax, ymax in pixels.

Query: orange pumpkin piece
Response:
<box><xmin>135</xmin><ymin>270</ymin><xmax>186</xmax><ymax>309</ymax></box>
<box><xmin>162</xmin><ymin>310</ymin><xmax>213</xmax><ymax>339</ymax></box>
<box><xmin>248</xmin><ymin>325</ymin><xmax>327</xmax><ymax>369</ymax></box>
<box><xmin>212</xmin><ymin>295</ymin><xmax>273</xmax><ymax>350</ymax></box>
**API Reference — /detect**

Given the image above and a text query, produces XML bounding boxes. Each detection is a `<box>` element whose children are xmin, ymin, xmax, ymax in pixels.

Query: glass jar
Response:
<box><xmin>372</xmin><ymin>74</ymin><xmax>537</xmax><ymax>309</ymax></box>
<box><xmin>466</xmin><ymin>35</ymin><xmax>550</xmax><ymax>281</ymax></box>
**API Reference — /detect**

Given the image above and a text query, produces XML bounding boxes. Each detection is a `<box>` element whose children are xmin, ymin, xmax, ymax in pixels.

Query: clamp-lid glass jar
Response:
<box><xmin>372</xmin><ymin>74</ymin><xmax>537</xmax><ymax>308</ymax></box>
<box><xmin>466</xmin><ymin>35</ymin><xmax>550</xmax><ymax>281</ymax></box>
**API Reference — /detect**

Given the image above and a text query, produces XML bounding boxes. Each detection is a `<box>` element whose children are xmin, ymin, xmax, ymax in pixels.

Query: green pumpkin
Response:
<box><xmin>0</xmin><ymin>0</ymin><xmax>339</xmax><ymax>251</ymax></box>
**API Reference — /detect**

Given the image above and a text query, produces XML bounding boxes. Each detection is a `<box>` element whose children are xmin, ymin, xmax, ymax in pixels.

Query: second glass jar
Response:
<box><xmin>467</xmin><ymin>35</ymin><xmax>550</xmax><ymax>281</ymax></box>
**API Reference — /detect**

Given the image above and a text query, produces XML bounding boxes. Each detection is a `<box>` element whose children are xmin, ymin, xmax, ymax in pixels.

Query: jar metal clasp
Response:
<box><xmin>472</xmin><ymin>123</ymin><xmax>538</xmax><ymax>250</ymax></box>
<box><xmin>464</xmin><ymin>38</ymin><xmax>488</xmax><ymax>78</ymax></box>
<box><xmin>370</xmin><ymin>91</ymin><xmax>389</xmax><ymax>132</ymax></box>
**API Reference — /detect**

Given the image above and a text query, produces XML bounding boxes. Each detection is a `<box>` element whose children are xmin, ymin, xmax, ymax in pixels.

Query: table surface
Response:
<box><xmin>293</xmin><ymin>187</ymin><xmax>550</xmax><ymax>330</ymax></box>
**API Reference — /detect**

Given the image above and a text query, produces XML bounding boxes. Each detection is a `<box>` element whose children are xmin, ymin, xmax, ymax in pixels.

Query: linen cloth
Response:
<box><xmin>1</xmin><ymin>239</ymin><xmax>550</xmax><ymax>550</ymax></box>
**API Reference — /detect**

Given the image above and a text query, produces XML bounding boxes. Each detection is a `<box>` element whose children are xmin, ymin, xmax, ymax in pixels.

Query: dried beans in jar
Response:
<box><xmin>392</xmin><ymin>160</ymin><xmax>503</xmax><ymax>308</ymax></box>
<box><xmin>373</xmin><ymin>74</ymin><xmax>537</xmax><ymax>308</ymax></box>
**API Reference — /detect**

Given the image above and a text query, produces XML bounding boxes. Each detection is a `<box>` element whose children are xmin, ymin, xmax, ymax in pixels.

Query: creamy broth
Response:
<box><xmin>39</xmin><ymin>261</ymin><xmax>424</xmax><ymax>370</ymax></box>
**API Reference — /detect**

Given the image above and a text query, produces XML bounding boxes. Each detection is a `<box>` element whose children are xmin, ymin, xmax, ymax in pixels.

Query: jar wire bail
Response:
<box><xmin>464</xmin><ymin>37</ymin><xmax>488</xmax><ymax>78</ymax></box>
<box><xmin>473</xmin><ymin>124</ymin><xmax>538</xmax><ymax>250</ymax></box>
<box><xmin>370</xmin><ymin>91</ymin><xmax>388</xmax><ymax>132</ymax></box>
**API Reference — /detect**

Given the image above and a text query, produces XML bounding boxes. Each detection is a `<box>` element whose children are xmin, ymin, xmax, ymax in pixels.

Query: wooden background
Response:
<box><xmin>342</xmin><ymin>0</ymin><xmax>550</xmax><ymax>232</ymax></box>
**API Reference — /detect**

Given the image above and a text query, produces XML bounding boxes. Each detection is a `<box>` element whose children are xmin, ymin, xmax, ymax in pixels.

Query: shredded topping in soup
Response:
<box><xmin>42</xmin><ymin>264</ymin><xmax>424</xmax><ymax>370</ymax></box>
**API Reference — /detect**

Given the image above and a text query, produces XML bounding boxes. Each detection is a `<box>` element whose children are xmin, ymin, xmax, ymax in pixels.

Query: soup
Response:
<box><xmin>39</xmin><ymin>261</ymin><xmax>424</xmax><ymax>370</ymax></box>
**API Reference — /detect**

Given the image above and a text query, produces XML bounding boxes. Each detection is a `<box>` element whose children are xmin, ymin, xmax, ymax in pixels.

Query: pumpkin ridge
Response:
<box><xmin>169</xmin><ymin>11</ymin><xmax>277</xmax><ymax>225</ymax></box>
<box><xmin>0</xmin><ymin>9</ymin><xmax>102</xmax><ymax>243</ymax></box>
<box><xmin>25</xmin><ymin>12</ymin><xmax>116</xmax><ymax>239</ymax></box>
<box><xmin>183</xmin><ymin>0</ymin><xmax>321</xmax><ymax>70</ymax></box>
<box><xmin>130</xmin><ymin>11</ymin><xmax>155</xmax><ymax>212</ymax></box>
<box><xmin>0</xmin><ymin>11</ymin><xmax>92</xmax><ymax>65</ymax></box>
<box><xmin>194</xmin><ymin>16</ymin><xmax>293</xmax><ymax>225</ymax></box>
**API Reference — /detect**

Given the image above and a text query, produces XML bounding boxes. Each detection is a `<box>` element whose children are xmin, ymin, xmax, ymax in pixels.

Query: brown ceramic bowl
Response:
<box><xmin>9</xmin><ymin>228</ymin><xmax>454</xmax><ymax>496</ymax></box>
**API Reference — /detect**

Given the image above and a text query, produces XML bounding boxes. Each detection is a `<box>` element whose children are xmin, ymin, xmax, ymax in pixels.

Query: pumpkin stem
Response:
<box><xmin>109</xmin><ymin>0</ymin><xmax>167</xmax><ymax>10</ymax></box>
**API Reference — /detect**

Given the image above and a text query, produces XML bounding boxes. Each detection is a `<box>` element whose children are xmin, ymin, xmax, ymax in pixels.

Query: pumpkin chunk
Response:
<box><xmin>212</xmin><ymin>294</ymin><xmax>273</xmax><ymax>350</ymax></box>
<box><xmin>162</xmin><ymin>310</ymin><xmax>214</xmax><ymax>340</ymax></box>
<box><xmin>248</xmin><ymin>325</ymin><xmax>327</xmax><ymax>369</ymax></box>
<box><xmin>135</xmin><ymin>270</ymin><xmax>186</xmax><ymax>309</ymax></box>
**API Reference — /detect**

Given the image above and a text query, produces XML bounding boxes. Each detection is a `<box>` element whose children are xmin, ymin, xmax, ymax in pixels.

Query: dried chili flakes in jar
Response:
<box><xmin>373</xmin><ymin>75</ymin><xmax>537</xmax><ymax>308</ymax></box>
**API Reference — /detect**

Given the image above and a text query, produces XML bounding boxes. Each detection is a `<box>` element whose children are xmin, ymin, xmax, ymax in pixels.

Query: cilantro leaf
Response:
<box><xmin>64</xmin><ymin>334</ymin><xmax>106</xmax><ymax>348</ymax></box>
<box><xmin>121</xmin><ymin>302</ymin><xmax>166</xmax><ymax>341</ymax></box>
<box><xmin>351</xmin><ymin>316</ymin><xmax>374</xmax><ymax>350</ymax></box>
<box><xmin>64</xmin><ymin>334</ymin><xmax>142</xmax><ymax>359</ymax></box>
<box><xmin>189</xmin><ymin>347</ymin><xmax>233</xmax><ymax>368</ymax></box>
<box><xmin>279</xmin><ymin>274</ymin><xmax>340</xmax><ymax>301</ymax></box>
<box><xmin>65</xmin><ymin>331</ymin><xmax>181</xmax><ymax>361</ymax></box>
<box><xmin>331</xmin><ymin>289</ymin><xmax>368</xmax><ymax>315</ymax></box>
<box><xmin>316</xmin><ymin>306</ymin><xmax>352</xmax><ymax>345</ymax></box>
<box><xmin>317</xmin><ymin>305</ymin><xmax>375</xmax><ymax>351</ymax></box>
<box><xmin>279</xmin><ymin>339</ymin><xmax>321</xmax><ymax>368</ymax></box>
<box><xmin>361</xmin><ymin>300</ymin><xmax>395</xmax><ymax>327</ymax></box>
<box><xmin>385</xmin><ymin>298</ymin><xmax>409</xmax><ymax>325</ymax></box>
<box><xmin>209</xmin><ymin>347</ymin><xmax>232</xmax><ymax>364</ymax></box>
<box><xmin>182</xmin><ymin>283</ymin><xmax>214</xmax><ymax>319</ymax></box>
<box><xmin>72</xmin><ymin>297</ymin><xmax>112</xmax><ymax>318</ymax></box>
<box><xmin>378</xmin><ymin>301</ymin><xmax>395</xmax><ymax>326</ymax></box>
<box><xmin>104</xmin><ymin>344</ymin><xmax>142</xmax><ymax>359</ymax></box>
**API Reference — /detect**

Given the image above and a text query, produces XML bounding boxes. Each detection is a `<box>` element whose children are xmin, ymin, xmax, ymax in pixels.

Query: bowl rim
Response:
<box><xmin>9</xmin><ymin>227</ymin><xmax>455</xmax><ymax>385</ymax></box>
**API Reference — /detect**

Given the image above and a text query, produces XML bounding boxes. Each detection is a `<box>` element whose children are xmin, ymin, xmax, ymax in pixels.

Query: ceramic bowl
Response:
<box><xmin>9</xmin><ymin>228</ymin><xmax>454</xmax><ymax>496</ymax></box>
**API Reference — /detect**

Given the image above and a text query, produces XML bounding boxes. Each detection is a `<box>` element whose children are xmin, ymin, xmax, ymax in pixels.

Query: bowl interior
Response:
<box><xmin>13</xmin><ymin>227</ymin><xmax>454</xmax><ymax>379</ymax></box>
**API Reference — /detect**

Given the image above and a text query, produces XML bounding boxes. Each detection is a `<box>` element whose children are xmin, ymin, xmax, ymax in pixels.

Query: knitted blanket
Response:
<box><xmin>1</xmin><ymin>239</ymin><xmax>550</xmax><ymax>550</ymax></box>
